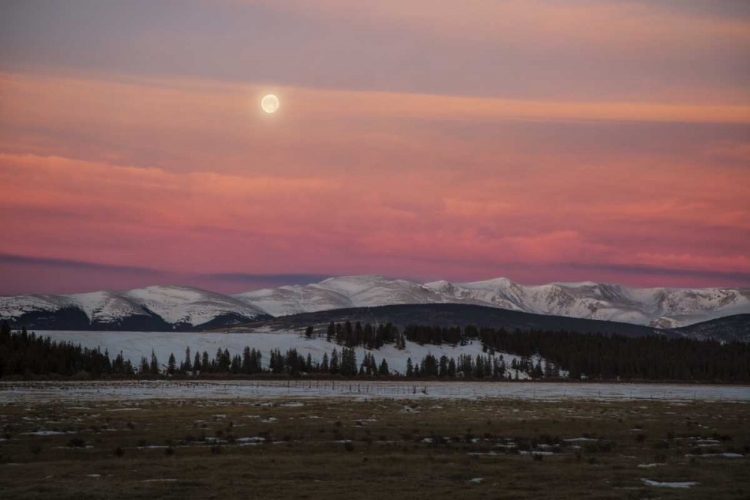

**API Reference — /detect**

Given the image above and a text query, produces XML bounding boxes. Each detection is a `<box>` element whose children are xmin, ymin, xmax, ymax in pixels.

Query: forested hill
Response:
<box><xmin>672</xmin><ymin>314</ymin><xmax>750</xmax><ymax>343</ymax></box>
<box><xmin>2</xmin><ymin>321</ymin><xmax>749</xmax><ymax>382</ymax></box>
<box><xmin>224</xmin><ymin>303</ymin><xmax>667</xmax><ymax>338</ymax></box>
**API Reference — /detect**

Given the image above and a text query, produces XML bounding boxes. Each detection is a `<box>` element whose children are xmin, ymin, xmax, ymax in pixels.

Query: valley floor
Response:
<box><xmin>0</xmin><ymin>383</ymin><xmax>749</xmax><ymax>499</ymax></box>
<box><xmin>2</xmin><ymin>380</ymin><xmax>750</xmax><ymax>404</ymax></box>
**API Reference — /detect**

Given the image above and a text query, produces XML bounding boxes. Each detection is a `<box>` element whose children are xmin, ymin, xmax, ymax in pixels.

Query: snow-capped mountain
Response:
<box><xmin>235</xmin><ymin>275</ymin><xmax>749</xmax><ymax>328</ymax></box>
<box><xmin>0</xmin><ymin>285</ymin><xmax>267</xmax><ymax>330</ymax></box>
<box><xmin>426</xmin><ymin>279</ymin><xmax>750</xmax><ymax>328</ymax></box>
<box><xmin>1</xmin><ymin>275</ymin><xmax>748</xmax><ymax>330</ymax></box>
<box><xmin>234</xmin><ymin>275</ymin><xmax>446</xmax><ymax>316</ymax></box>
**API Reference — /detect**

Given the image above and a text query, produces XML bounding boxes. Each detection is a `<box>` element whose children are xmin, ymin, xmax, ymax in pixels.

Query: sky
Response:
<box><xmin>0</xmin><ymin>0</ymin><xmax>749</xmax><ymax>294</ymax></box>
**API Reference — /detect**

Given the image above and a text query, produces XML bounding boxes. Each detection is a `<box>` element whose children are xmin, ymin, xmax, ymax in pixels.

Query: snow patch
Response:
<box><xmin>641</xmin><ymin>478</ymin><xmax>698</xmax><ymax>488</ymax></box>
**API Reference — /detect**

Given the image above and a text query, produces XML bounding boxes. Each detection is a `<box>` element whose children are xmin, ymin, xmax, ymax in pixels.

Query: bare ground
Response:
<box><xmin>0</xmin><ymin>392</ymin><xmax>748</xmax><ymax>499</ymax></box>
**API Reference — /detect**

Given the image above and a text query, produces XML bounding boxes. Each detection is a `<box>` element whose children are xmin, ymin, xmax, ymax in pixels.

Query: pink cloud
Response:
<box><xmin>0</xmin><ymin>71</ymin><xmax>748</xmax><ymax>291</ymax></box>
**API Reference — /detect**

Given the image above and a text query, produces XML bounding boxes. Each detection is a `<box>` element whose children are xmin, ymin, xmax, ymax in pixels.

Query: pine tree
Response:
<box><xmin>406</xmin><ymin>358</ymin><xmax>414</xmax><ymax>378</ymax></box>
<box><xmin>150</xmin><ymin>350</ymin><xmax>159</xmax><ymax>375</ymax></box>
<box><xmin>167</xmin><ymin>353</ymin><xmax>176</xmax><ymax>375</ymax></box>
<box><xmin>330</xmin><ymin>349</ymin><xmax>340</xmax><ymax>374</ymax></box>
<box><xmin>378</xmin><ymin>359</ymin><xmax>389</xmax><ymax>376</ymax></box>
<box><xmin>202</xmin><ymin>351</ymin><xmax>210</xmax><ymax>373</ymax></box>
<box><xmin>439</xmin><ymin>356</ymin><xmax>449</xmax><ymax>377</ymax></box>
<box><xmin>533</xmin><ymin>360</ymin><xmax>543</xmax><ymax>379</ymax></box>
<box><xmin>183</xmin><ymin>347</ymin><xmax>192</xmax><ymax>373</ymax></box>
<box><xmin>139</xmin><ymin>356</ymin><xmax>149</xmax><ymax>375</ymax></box>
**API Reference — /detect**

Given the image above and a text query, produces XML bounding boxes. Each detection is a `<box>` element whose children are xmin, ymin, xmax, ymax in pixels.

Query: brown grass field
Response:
<box><xmin>1</xmin><ymin>393</ymin><xmax>748</xmax><ymax>499</ymax></box>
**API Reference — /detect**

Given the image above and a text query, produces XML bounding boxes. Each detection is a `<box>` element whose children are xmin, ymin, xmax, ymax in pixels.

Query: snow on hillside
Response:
<box><xmin>68</xmin><ymin>291</ymin><xmax>149</xmax><ymax>323</ymax></box>
<box><xmin>235</xmin><ymin>285</ymin><xmax>353</xmax><ymax>316</ymax></box>
<box><xmin>36</xmin><ymin>330</ymin><xmax>536</xmax><ymax>378</ymax></box>
<box><xmin>122</xmin><ymin>286</ymin><xmax>265</xmax><ymax>326</ymax></box>
<box><xmin>0</xmin><ymin>294</ymin><xmax>78</xmax><ymax>319</ymax></box>
<box><xmin>429</xmin><ymin>279</ymin><xmax>750</xmax><ymax>328</ymax></box>
<box><xmin>239</xmin><ymin>275</ymin><xmax>750</xmax><ymax>328</ymax></box>
<box><xmin>0</xmin><ymin>285</ymin><xmax>266</xmax><ymax>328</ymax></box>
<box><xmin>2</xmin><ymin>276</ymin><xmax>749</xmax><ymax>329</ymax></box>
<box><xmin>235</xmin><ymin>275</ymin><xmax>447</xmax><ymax>316</ymax></box>
<box><xmin>317</xmin><ymin>275</ymin><xmax>446</xmax><ymax>308</ymax></box>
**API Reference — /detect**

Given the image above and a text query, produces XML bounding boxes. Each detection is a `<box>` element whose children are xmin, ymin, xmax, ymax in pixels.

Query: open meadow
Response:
<box><xmin>1</xmin><ymin>382</ymin><xmax>748</xmax><ymax>499</ymax></box>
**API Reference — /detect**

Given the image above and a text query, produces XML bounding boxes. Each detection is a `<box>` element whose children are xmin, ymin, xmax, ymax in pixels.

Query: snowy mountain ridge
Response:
<box><xmin>235</xmin><ymin>275</ymin><xmax>750</xmax><ymax>328</ymax></box>
<box><xmin>0</xmin><ymin>285</ymin><xmax>267</xmax><ymax>330</ymax></box>
<box><xmin>1</xmin><ymin>275</ymin><xmax>749</xmax><ymax>330</ymax></box>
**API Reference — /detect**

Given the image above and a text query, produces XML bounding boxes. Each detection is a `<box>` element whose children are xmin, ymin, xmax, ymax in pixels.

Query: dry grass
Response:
<box><xmin>0</xmin><ymin>395</ymin><xmax>748</xmax><ymax>499</ymax></box>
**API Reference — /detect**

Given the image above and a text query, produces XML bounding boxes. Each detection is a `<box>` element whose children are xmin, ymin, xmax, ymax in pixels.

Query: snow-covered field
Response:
<box><xmin>35</xmin><ymin>330</ymin><xmax>534</xmax><ymax>377</ymax></box>
<box><xmin>1</xmin><ymin>380</ymin><xmax>749</xmax><ymax>404</ymax></box>
<box><xmin>4</xmin><ymin>330</ymin><xmax>750</xmax><ymax>404</ymax></box>
<box><xmin>3</xmin><ymin>330</ymin><xmax>747</xmax><ymax>404</ymax></box>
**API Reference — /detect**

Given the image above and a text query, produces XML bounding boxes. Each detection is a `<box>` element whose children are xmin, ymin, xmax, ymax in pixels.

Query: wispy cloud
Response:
<box><xmin>0</xmin><ymin>253</ymin><xmax>160</xmax><ymax>275</ymax></box>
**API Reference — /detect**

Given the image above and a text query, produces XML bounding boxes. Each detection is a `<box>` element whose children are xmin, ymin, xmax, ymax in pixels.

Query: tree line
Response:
<box><xmin>476</xmin><ymin>327</ymin><xmax>750</xmax><ymax>382</ymax></box>
<box><xmin>322</xmin><ymin>321</ymin><xmax>749</xmax><ymax>381</ymax></box>
<box><xmin>2</xmin><ymin>321</ymin><xmax>748</xmax><ymax>382</ymax></box>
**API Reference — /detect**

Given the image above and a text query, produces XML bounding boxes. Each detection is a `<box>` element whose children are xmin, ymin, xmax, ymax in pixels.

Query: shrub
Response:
<box><xmin>584</xmin><ymin>440</ymin><xmax>616</xmax><ymax>453</ymax></box>
<box><xmin>67</xmin><ymin>437</ymin><xmax>86</xmax><ymax>448</ymax></box>
<box><xmin>653</xmin><ymin>440</ymin><xmax>670</xmax><ymax>450</ymax></box>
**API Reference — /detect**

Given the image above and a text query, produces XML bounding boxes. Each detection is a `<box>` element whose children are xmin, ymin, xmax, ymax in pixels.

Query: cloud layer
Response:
<box><xmin>0</xmin><ymin>1</ymin><xmax>748</xmax><ymax>293</ymax></box>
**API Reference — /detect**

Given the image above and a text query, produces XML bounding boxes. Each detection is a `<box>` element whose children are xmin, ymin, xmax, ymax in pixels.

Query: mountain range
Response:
<box><xmin>1</xmin><ymin>275</ymin><xmax>748</xmax><ymax>334</ymax></box>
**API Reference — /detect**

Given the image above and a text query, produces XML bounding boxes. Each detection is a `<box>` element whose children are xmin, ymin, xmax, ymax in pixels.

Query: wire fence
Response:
<box><xmin>3</xmin><ymin>380</ymin><xmax>745</xmax><ymax>403</ymax></box>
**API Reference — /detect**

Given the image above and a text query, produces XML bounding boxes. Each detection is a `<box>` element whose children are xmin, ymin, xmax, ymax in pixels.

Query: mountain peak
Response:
<box><xmin>2</xmin><ymin>275</ymin><xmax>749</xmax><ymax>330</ymax></box>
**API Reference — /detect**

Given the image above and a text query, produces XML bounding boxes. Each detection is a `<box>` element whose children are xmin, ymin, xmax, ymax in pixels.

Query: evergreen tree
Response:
<box><xmin>330</xmin><ymin>348</ymin><xmax>340</xmax><ymax>374</ymax></box>
<box><xmin>183</xmin><ymin>347</ymin><xmax>192</xmax><ymax>373</ymax></box>
<box><xmin>439</xmin><ymin>356</ymin><xmax>449</xmax><ymax>377</ymax></box>
<box><xmin>242</xmin><ymin>346</ymin><xmax>252</xmax><ymax>373</ymax></box>
<box><xmin>448</xmin><ymin>358</ymin><xmax>457</xmax><ymax>378</ymax></box>
<box><xmin>378</xmin><ymin>358</ymin><xmax>389</xmax><ymax>376</ymax></box>
<box><xmin>202</xmin><ymin>351</ymin><xmax>210</xmax><ymax>373</ymax></box>
<box><xmin>167</xmin><ymin>353</ymin><xmax>176</xmax><ymax>375</ymax></box>
<box><xmin>532</xmin><ymin>360</ymin><xmax>543</xmax><ymax>379</ymax></box>
<box><xmin>150</xmin><ymin>350</ymin><xmax>159</xmax><ymax>375</ymax></box>
<box><xmin>139</xmin><ymin>356</ymin><xmax>149</xmax><ymax>375</ymax></box>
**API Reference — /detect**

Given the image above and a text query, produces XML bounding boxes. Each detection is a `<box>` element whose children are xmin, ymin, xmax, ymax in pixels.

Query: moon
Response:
<box><xmin>261</xmin><ymin>94</ymin><xmax>280</xmax><ymax>114</ymax></box>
